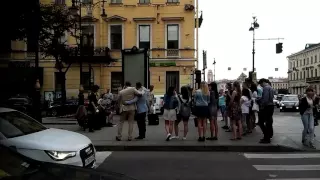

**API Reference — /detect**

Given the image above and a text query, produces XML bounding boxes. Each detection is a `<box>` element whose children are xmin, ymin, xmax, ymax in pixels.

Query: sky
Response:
<box><xmin>198</xmin><ymin>0</ymin><xmax>320</xmax><ymax>80</ymax></box>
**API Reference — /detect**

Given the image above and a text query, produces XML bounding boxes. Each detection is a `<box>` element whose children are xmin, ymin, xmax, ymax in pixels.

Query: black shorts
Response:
<box><xmin>176</xmin><ymin>114</ymin><xmax>189</xmax><ymax>122</ymax></box>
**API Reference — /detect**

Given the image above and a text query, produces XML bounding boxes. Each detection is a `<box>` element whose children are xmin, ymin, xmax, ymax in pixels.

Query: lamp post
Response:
<box><xmin>69</xmin><ymin>0</ymin><xmax>107</xmax><ymax>96</ymax></box>
<box><xmin>249</xmin><ymin>16</ymin><xmax>259</xmax><ymax>74</ymax></box>
<box><xmin>213</xmin><ymin>58</ymin><xmax>216</xmax><ymax>81</ymax></box>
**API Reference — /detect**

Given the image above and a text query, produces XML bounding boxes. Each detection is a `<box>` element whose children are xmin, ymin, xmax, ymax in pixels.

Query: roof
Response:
<box><xmin>0</xmin><ymin>107</ymin><xmax>16</xmax><ymax>113</ymax></box>
<box><xmin>287</xmin><ymin>43</ymin><xmax>320</xmax><ymax>58</ymax></box>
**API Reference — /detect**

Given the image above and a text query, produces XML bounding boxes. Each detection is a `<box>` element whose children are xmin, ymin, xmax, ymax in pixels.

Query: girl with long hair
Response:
<box><xmin>230</xmin><ymin>81</ymin><xmax>242</xmax><ymax>140</ymax></box>
<box><xmin>250</xmin><ymin>83</ymin><xmax>259</xmax><ymax>128</ymax></box>
<box><xmin>163</xmin><ymin>86</ymin><xmax>179</xmax><ymax>141</ymax></box>
<box><xmin>207</xmin><ymin>82</ymin><xmax>219</xmax><ymax>140</ymax></box>
<box><xmin>174</xmin><ymin>86</ymin><xmax>191</xmax><ymax>140</ymax></box>
<box><xmin>240</xmin><ymin>88</ymin><xmax>251</xmax><ymax>135</ymax></box>
<box><xmin>194</xmin><ymin>82</ymin><xmax>210</xmax><ymax>141</ymax></box>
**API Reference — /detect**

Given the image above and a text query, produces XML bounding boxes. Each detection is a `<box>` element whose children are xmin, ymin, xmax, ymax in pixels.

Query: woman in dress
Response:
<box><xmin>163</xmin><ymin>86</ymin><xmax>179</xmax><ymax>141</ymax></box>
<box><xmin>194</xmin><ymin>81</ymin><xmax>210</xmax><ymax>142</ymax></box>
<box><xmin>230</xmin><ymin>81</ymin><xmax>242</xmax><ymax>140</ymax></box>
<box><xmin>207</xmin><ymin>82</ymin><xmax>219</xmax><ymax>140</ymax></box>
<box><xmin>174</xmin><ymin>86</ymin><xmax>191</xmax><ymax>140</ymax></box>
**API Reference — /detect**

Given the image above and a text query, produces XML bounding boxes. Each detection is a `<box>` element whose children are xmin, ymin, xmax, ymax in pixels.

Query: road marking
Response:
<box><xmin>95</xmin><ymin>151</ymin><xmax>112</xmax><ymax>168</ymax></box>
<box><xmin>244</xmin><ymin>153</ymin><xmax>320</xmax><ymax>159</ymax></box>
<box><xmin>266</xmin><ymin>179</ymin><xmax>320</xmax><ymax>180</ymax></box>
<box><xmin>253</xmin><ymin>165</ymin><xmax>320</xmax><ymax>171</ymax></box>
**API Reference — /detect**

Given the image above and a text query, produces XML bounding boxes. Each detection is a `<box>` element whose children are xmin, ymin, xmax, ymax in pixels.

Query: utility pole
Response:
<box><xmin>213</xmin><ymin>58</ymin><xmax>216</xmax><ymax>81</ymax></box>
<box><xmin>195</xmin><ymin>0</ymin><xmax>199</xmax><ymax>69</ymax></box>
<box><xmin>202</xmin><ymin>50</ymin><xmax>207</xmax><ymax>81</ymax></box>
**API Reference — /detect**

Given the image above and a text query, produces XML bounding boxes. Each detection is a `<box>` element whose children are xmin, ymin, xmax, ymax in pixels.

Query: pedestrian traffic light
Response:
<box><xmin>276</xmin><ymin>43</ymin><xmax>283</xmax><ymax>54</ymax></box>
<box><xmin>195</xmin><ymin>70</ymin><xmax>201</xmax><ymax>83</ymax></box>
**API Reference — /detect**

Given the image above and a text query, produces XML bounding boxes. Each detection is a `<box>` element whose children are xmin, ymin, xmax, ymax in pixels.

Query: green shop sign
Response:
<box><xmin>150</xmin><ymin>61</ymin><xmax>176</xmax><ymax>67</ymax></box>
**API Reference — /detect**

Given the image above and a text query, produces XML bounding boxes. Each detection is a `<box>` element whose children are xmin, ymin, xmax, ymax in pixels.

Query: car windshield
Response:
<box><xmin>0</xmin><ymin>111</ymin><xmax>47</xmax><ymax>138</ymax></box>
<box><xmin>282</xmin><ymin>96</ymin><xmax>299</xmax><ymax>101</ymax></box>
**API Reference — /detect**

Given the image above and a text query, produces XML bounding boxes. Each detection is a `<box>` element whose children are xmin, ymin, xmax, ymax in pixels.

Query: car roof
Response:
<box><xmin>0</xmin><ymin>107</ymin><xmax>16</xmax><ymax>113</ymax></box>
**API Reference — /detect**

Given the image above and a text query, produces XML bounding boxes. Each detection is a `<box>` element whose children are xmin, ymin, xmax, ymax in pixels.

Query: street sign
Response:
<box><xmin>203</xmin><ymin>50</ymin><xmax>207</xmax><ymax>69</ymax></box>
<box><xmin>228</xmin><ymin>67</ymin><xmax>231</xmax><ymax>70</ymax></box>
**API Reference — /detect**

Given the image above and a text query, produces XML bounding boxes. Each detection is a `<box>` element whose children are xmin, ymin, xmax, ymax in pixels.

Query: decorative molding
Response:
<box><xmin>133</xmin><ymin>17</ymin><xmax>156</xmax><ymax>22</ymax></box>
<box><xmin>81</xmin><ymin>15</ymin><xmax>99</xmax><ymax>22</ymax></box>
<box><xmin>103</xmin><ymin>15</ymin><xmax>127</xmax><ymax>22</ymax></box>
<box><xmin>161</xmin><ymin>17</ymin><xmax>184</xmax><ymax>21</ymax></box>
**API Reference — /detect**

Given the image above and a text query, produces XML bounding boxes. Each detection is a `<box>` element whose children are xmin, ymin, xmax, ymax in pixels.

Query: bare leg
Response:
<box><xmin>183</xmin><ymin>121</ymin><xmax>188</xmax><ymax>138</ymax></box>
<box><xmin>165</xmin><ymin>120</ymin><xmax>169</xmax><ymax>134</ymax></box>
<box><xmin>174</xmin><ymin>120</ymin><xmax>179</xmax><ymax>137</ymax></box>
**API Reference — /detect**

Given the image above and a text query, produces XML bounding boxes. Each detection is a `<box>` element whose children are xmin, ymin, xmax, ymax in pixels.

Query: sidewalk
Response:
<box><xmin>44</xmin><ymin>114</ymin><xmax>320</xmax><ymax>152</ymax></box>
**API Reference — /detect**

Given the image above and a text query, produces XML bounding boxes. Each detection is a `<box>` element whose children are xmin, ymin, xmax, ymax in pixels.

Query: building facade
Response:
<box><xmin>287</xmin><ymin>43</ymin><xmax>320</xmax><ymax>94</ymax></box>
<box><xmin>268</xmin><ymin>78</ymin><xmax>288</xmax><ymax>91</ymax></box>
<box><xmin>207</xmin><ymin>69</ymin><xmax>213</xmax><ymax>83</ymax></box>
<box><xmin>4</xmin><ymin>0</ymin><xmax>197</xmax><ymax>99</ymax></box>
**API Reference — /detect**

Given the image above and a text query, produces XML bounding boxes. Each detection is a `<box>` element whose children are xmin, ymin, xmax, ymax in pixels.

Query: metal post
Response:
<box><xmin>214</xmin><ymin>62</ymin><xmax>216</xmax><ymax>82</ymax></box>
<box><xmin>195</xmin><ymin>0</ymin><xmax>199</xmax><ymax>69</ymax></box>
<box><xmin>252</xmin><ymin>29</ymin><xmax>255</xmax><ymax>72</ymax></box>
<box><xmin>203</xmin><ymin>69</ymin><xmax>206</xmax><ymax>81</ymax></box>
<box><xmin>79</xmin><ymin>0</ymin><xmax>83</xmax><ymax>87</ymax></box>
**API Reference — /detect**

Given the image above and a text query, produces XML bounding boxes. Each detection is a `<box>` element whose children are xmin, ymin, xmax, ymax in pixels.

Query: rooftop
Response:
<box><xmin>287</xmin><ymin>43</ymin><xmax>320</xmax><ymax>58</ymax></box>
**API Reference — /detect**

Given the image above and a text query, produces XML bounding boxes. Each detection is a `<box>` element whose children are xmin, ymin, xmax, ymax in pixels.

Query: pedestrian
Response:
<box><xmin>250</xmin><ymin>83</ymin><xmax>259</xmax><ymax>127</ymax></box>
<box><xmin>299</xmin><ymin>87</ymin><xmax>316</xmax><ymax>148</ymax></box>
<box><xmin>87</xmin><ymin>85</ymin><xmax>100</xmax><ymax>132</ymax></box>
<box><xmin>124</xmin><ymin>82</ymin><xmax>149</xmax><ymax>140</ymax></box>
<box><xmin>223</xmin><ymin>82</ymin><xmax>233</xmax><ymax>131</ymax></box>
<box><xmin>163</xmin><ymin>87</ymin><xmax>179</xmax><ymax>141</ymax></box>
<box><xmin>257</xmin><ymin>78</ymin><xmax>274</xmax><ymax>144</ymax></box>
<box><xmin>194</xmin><ymin>81</ymin><xmax>210</xmax><ymax>142</ymax></box>
<box><xmin>230</xmin><ymin>81</ymin><xmax>242</xmax><ymax>140</ymax></box>
<box><xmin>207</xmin><ymin>82</ymin><xmax>219</xmax><ymax>140</ymax></box>
<box><xmin>100</xmin><ymin>91</ymin><xmax>115</xmax><ymax>127</ymax></box>
<box><xmin>218</xmin><ymin>89</ymin><xmax>227</xmax><ymax>122</ymax></box>
<box><xmin>241</xmin><ymin>88</ymin><xmax>251</xmax><ymax>135</ymax></box>
<box><xmin>174</xmin><ymin>86</ymin><xmax>191</xmax><ymax>140</ymax></box>
<box><xmin>116</xmin><ymin>81</ymin><xmax>144</xmax><ymax>141</ymax></box>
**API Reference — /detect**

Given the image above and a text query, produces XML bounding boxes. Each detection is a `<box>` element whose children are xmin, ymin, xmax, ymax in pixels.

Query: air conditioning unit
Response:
<box><xmin>184</xmin><ymin>4</ymin><xmax>194</xmax><ymax>11</ymax></box>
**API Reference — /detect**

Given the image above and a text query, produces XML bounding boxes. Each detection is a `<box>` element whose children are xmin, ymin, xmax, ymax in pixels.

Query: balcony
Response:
<box><xmin>306</xmin><ymin>76</ymin><xmax>320</xmax><ymax>83</ymax></box>
<box><xmin>150</xmin><ymin>48</ymin><xmax>195</xmax><ymax>59</ymax></box>
<box><xmin>167</xmin><ymin>49</ymin><xmax>179</xmax><ymax>57</ymax></box>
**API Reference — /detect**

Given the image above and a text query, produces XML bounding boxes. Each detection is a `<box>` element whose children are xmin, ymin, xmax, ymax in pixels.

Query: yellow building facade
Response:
<box><xmin>11</xmin><ymin>0</ymin><xmax>196</xmax><ymax>98</ymax></box>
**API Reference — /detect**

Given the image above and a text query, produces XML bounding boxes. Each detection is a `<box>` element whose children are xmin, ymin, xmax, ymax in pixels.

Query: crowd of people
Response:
<box><xmin>76</xmin><ymin>78</ymin><xmax>317</xmax><ymax>149</ymax></box>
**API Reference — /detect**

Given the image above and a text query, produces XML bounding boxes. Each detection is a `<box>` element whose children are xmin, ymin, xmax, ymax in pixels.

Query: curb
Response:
<box><xmin>94</xmin><ymin>144</ymin><xmax>303</xmax><ymax>152</ymax></box>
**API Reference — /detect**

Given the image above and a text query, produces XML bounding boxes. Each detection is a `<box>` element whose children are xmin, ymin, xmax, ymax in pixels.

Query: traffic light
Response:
<box><xmin>276</xmin><ymin>43</ymin><xmax>283</xmax><ymax>54</ymax></box>
<box><xmin>195</xmin><ymin>70</ymin><xmax>202</xmax><ymax>83</ymax></box>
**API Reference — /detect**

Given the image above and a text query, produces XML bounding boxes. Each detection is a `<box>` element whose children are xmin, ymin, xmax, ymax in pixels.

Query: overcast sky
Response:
<box><xmin>198</xmin><ymin>0</ymin><xmax>320</xmax><ymax>80</ymax></box>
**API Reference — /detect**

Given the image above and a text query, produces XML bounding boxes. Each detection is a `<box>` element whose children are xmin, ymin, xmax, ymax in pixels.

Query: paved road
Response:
<box><xmin>95</xmin><ymin>151</ymin><xmax>320</xmax><ymax>180</ymax></box>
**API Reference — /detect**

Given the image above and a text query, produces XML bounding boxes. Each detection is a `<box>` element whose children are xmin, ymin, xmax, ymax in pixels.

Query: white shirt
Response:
<box><xmin>241</xmin><ymin>96</ymin><xmax>251</xmax><ymax>114</ymax></box>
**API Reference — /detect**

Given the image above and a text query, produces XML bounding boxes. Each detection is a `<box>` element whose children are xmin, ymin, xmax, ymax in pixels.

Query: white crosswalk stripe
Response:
<box><xmin>95</xmin><ymin>151</ymin><xmax>112</xmax><ymax>168</ymax></box>
<box><xmin>243</xmin><ymin>153</ymin><xmax>320</xmax><ymax>180</ymax></box>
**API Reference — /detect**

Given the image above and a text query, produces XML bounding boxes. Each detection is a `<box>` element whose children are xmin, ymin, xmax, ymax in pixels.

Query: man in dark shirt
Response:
<box><xmin>258</xmin><ymin>78</ymin><xmax>274</xmax><ymax>143</ymax></box>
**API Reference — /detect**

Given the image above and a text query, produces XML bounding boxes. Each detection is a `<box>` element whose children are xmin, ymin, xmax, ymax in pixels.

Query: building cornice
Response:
<box><xmin>287</xmin><ymin>43</ymin><xmax>320</xmax><ymax>59</ymax></box>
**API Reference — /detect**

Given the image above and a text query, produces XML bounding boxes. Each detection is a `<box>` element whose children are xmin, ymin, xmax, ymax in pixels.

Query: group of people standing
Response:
<box><xmin>161</xmin><ymin>78</ymin><xmax>276</xmax><ymax>144</ymax></box>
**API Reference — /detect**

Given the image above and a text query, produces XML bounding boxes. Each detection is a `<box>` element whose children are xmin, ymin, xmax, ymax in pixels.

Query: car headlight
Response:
<box><xmin>45</xmin><ymin>150</ymin><xmax>76</xmax><ymax>161</ymax></box>
<box><xmin>281</xmin><ymin>103</ymin><xmax>284</xmax><ymax>106</ymax></box>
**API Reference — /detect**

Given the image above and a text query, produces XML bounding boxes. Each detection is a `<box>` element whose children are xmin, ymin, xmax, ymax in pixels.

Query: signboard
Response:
<box><xmin>111</xmin><ymin>72</ymin><xmax>123</xmax><ymax>94</ymax></box>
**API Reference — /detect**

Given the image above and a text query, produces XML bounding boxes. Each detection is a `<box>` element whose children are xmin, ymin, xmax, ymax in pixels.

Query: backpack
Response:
<box><xmin>178</xmin><ymin>96</ymin><xmax>191</xmax><ymax>118</ymax></box>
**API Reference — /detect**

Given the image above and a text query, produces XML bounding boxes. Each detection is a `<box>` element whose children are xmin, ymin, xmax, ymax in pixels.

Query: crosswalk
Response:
<box><xmin>94</xmin><ymin>151</ymin><xmax>113</xmax><ymax>168</ymax></box>
<box><xmin>243</xmin><ymin>153</ymin><xmax>320</xmax><ymax>180</ymax></box>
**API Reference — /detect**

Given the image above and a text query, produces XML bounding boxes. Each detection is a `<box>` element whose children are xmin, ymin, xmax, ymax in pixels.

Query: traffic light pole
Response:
<box><xmin>252</xmin><ymin>29</ymin><xmax>255</xmax><ymax>72</ymax></box>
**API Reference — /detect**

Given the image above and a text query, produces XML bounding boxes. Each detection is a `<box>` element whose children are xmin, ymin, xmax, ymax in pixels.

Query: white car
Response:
<box><xmin>153</xmin><ymin>95</ymin><xmax>164</xmax><ymax>114</ymax></box>
<box><xmin>0</xmin><ymin>107</ymin><xmax>96</xmax><ymax>168</ymax></box>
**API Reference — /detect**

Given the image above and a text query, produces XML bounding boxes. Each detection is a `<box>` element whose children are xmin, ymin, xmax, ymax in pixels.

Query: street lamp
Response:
<box><xmin>213</xmin><ymin>58</ymin><xmax>216</xmax><ymax>82</ymax></box>
<box><xmin>249</xmin><ymin>16</ymin><xmax>259</xmax><ymax>73</ymax></box>
<box><xmin>69</xmin><ymin>0</ymin><xmax>107</xmax><ymax>96</ymax></box>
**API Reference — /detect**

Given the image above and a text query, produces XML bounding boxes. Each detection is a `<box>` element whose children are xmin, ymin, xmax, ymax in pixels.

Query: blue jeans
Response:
<box><xmin>301</xmin><ymin>113</ymin><xmax>315</xmax><ymax>144</ymax></box>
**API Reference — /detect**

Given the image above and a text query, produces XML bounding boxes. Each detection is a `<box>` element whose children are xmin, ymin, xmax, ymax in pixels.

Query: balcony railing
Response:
<box><xmin>166</xmin><ymin>49</ymin><xmax>180</xmax><ymax>57</ymax></box>
<box><xmin>306</xmin><ymin>76</ymin><xmax>320</xmax><ymax>83</ymax></box>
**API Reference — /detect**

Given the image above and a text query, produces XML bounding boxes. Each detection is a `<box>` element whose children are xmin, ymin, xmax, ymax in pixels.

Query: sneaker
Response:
<box><xmin>182</xmin><ymin>137</ymin><xmax>187</xmax><ymax>140</ymax></box>
<box><xmin>171</xmin><ymin>136</ymin><xmax>179</xmax><ymax>139</ymax></box>
<box><xmin>166</xmin><ymin>134</ymin><xmax>171</xmax><ymax>141</ymax></box>
<box><xmin>309</xmin><ymin>143</ymin><xmax>316</xmax><ymax>149</ymax></box>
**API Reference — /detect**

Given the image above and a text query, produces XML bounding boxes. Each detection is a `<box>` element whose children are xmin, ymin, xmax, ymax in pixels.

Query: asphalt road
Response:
<box><xmin>96</xmin><ymin>151</ymin><xmax>320</xmax><ymax>180</ymax></box>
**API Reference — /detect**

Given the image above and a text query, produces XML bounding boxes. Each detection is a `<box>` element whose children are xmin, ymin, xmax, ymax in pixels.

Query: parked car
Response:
<box><xmin>6</xmin><ymin>96</ymin><xmax>33</xmax><ymax>117</ymax></box>
<box><xmin>279</xmin><ymin>95</ymin><xmax>300</xmax><ymax>112</ymax></box>
<box><xmin>0</xmin><ymin>108</ymin><xmax>96</xmax><ymax>168</ymax></box>
<box><xmin>276</xmin><ymin>94</ymin><xmax>284</xmax><ymax>108</ymax></box>
<box><xmin>154</xmin><ymin>95</ymin><xmax>164</xmax><ymax>114</ymax></box>
<box><xmin>0</xmin><ymin>144</ymin><xmax>135</xmax><ymax>180</ymax></box>
<box><xmin>46</xmin><ymin>99</ymin><xmax>79</xmax><ymax>117</ymax></box>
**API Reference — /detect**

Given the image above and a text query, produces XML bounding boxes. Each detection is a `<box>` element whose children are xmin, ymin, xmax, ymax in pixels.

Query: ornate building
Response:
<box><xmin>207</xmin><ymin>69</ymin><xmax>213</xmax><ymax>83</ymax></box>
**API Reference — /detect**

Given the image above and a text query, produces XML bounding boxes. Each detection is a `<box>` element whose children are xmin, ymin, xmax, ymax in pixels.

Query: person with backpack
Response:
<box><xmin>163</xmin><ymin>86</ymin><xmax>179</xmax><ymax>141</ymax></box>
<box><xmin>173</xmin><ymin>86</ymin><xmax>191</xmax><ymax>140</ymax></box>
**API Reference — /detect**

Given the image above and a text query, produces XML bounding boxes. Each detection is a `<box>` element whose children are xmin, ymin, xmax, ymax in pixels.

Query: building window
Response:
<box><xmin>167</xmin><ymin>24</ymin><xmax>179</xmax><ymax>49</ymax></box>
<box><xmin>304</xmin><ymin>70</ymin><xmax>306</xmax><ymax>79</ymax></box>
<box><xmin>55</xmin><ymin>0</ymin><xmax>65</xmax><ymax>4</ymax></box>
<box><xmin>110</xmin><ymin>25</ymin><xmax>123</xmax><ymax>49</ymax></box>
<box><xmin>139</xmin><ymin>0</ymin><xmax>150</xmax><ymax>3</ymax></box>
<box><xmin>300</xmin><ymin>60</ymin><xmax>302</xmax><ymax>66</ymax></box>
<box><xmin>303</xmin><ymin>59</ymin><xmax>305</xmax><ymax>65</ymax></box>
<box><xmin>307</xmin><ymin>58</ymin><xmax>309</xmax><ymax>65</ymax></box>
<box><xmin>111</xmin><ymin>0</ymin><xmax>122</xmax><ymax>3</ymax></box>
<box><xmin>81</xmin><ymin>25</ymin><xmax>94</xmax><ymax>46</ymax></box>
<box><xmin>138</xmin><ymin>25</ymin><xmax>150</xmax><ymax>50</ymax></box>
<box><xmin>82</xmin><ymin>0</ymin><xmax>92</xmax><ymax>4</ymax></box>
<box><xmin>167</xmin><ymin>0</ymin><xmax>179</xmax><ymax>2</ymax></box>
<box><xmin>311</xmin><ymin>69</ymin><xmax>314</xmax><ymax>77</ymax></box>
<box><xmin>316</xmin><ymin>69</ymin><xmax>318</xmax><ymax>77</ymax></box>
<box><xmin>311</xmin><ymin>57</ymin><xmax>313</xmax><ymax>64</ymax></box>
<box><xmin>81</xmin><ymin>72</ymin><xmax>90</xmax><ymax>90</ymax></box>
<box><xmin>300</xmin><ymin>71</ymin><xmax>302</xmax><ymax>79</ymax></box>
<box><xmin>315</xmin><ymin>55</ymin><xmax>318</xmax><ymax>63</ymax></box>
